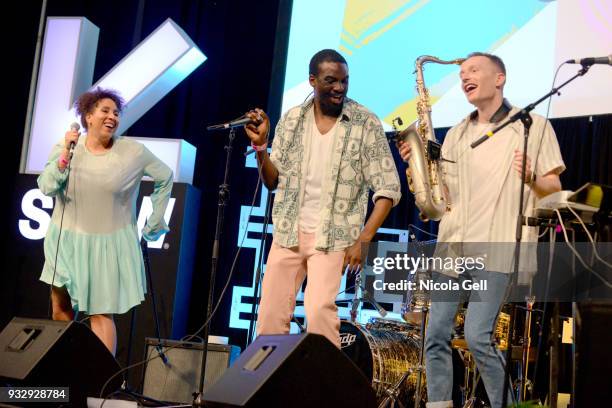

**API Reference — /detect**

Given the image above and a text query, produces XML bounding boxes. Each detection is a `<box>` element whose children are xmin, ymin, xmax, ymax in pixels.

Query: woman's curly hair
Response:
<box><xmin>75</xmin><ymin>87</ymin><xmax>125</xmax><ymax>130</ymax></box>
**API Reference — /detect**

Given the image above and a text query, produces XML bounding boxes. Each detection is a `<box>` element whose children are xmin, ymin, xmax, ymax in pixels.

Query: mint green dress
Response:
<box><xmin>38</xmin><ymin>136</ymin><xmax>173</xmax><ymax>315</ymax></box>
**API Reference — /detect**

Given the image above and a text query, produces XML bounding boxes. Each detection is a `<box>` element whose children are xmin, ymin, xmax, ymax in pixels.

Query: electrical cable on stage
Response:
<box><xmin>567</xmin><ymin>205</ymin><xmax>612</xmax><ymax>269</ymax></box>
<box><xmin>555</xmin><ymin>208</ymin><xmax>612</xmax><ymax>288</ymax></box>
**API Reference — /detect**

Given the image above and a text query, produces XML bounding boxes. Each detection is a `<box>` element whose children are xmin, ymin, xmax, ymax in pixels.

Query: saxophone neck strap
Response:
<box><xmin>469</xmin><ymin>98</ymin><xmax>513</xmax><ymax>124</ymax></box>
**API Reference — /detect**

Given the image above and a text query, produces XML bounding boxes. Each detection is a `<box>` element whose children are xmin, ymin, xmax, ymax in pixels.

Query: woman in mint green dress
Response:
<box><xmin>38</xmin><ymin>88</ymin><xmax>173</xmax><ymax>356</ymax></box>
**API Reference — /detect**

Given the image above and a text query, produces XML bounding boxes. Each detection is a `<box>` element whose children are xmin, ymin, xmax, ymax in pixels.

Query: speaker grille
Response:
<box><xmin>142</xmin><ymin>338</ymin><xmax>239</xmax><ymax>404</ymax></box>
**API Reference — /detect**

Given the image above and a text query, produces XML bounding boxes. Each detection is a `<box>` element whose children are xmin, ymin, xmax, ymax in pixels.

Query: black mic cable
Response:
<box><xmin>48</xmin><ymin>124</ymin><xmax>80</xmax><ymax>318</ymax></box>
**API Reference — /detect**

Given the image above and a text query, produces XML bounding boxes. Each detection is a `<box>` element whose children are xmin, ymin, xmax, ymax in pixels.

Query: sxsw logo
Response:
<box><xmin>18</xmin><ymin>188</ymin><xmax>176</xmax><ymax>249</ymax></box>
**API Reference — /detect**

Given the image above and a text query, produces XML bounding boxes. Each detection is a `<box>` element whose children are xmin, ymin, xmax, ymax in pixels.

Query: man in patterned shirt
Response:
<box><xmin>244</xmin><ymin>49</ymin><xmax>401</xmax><ymax>348</ymax></box>
<box><xmin>398</xmin><ymin>52</ymin><xmax>564</xmax><ymax>408</ymax></box>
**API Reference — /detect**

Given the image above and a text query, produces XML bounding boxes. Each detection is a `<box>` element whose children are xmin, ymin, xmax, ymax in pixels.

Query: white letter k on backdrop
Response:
<box><xmin>23</xmin><ymin>17</ymin><xmax>206</xmax><ymax>174</ymax></box>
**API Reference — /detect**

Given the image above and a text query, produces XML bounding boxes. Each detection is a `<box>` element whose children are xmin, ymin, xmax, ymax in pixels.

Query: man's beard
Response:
<box><xmin>319</xmin><ymin>97</ymin><xmax>344</xmax><ymax>117</ymax></box>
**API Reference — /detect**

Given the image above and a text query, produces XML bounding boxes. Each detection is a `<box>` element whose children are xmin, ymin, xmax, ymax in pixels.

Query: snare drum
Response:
<box><xmin>339</xmin><ymin>320</ymin><xmax>426</xmax><ymax>405</ymax></box>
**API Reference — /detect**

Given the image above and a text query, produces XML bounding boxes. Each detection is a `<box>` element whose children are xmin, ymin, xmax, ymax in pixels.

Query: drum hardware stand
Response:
<box><xmin>457</xmin><ymin>349</ymin><xmax>482</xmax><ymax>408</ymax></box>
<box><xmin>462</xmin><ymin>397</ymin><xmax>483</xmax><ymax>408</ymax></box>
<box><xmin>404</xmin><ymin>235</ymin><xmax>431</xmax><ymax>408</ymax></box>
<box><xmin>506</xmin><ymin>293</ymin><xmax>538</xmax><ymax>402</ymax></box>
<box><xmin>412</xmin><ymin>303</ymin><xmax>427</xmax><ymax>408</ymax></box>
<box><xmin>378</xmin><ymin>367</ymin><xmax>416</xmax><ymax>408</ymax></box>
<box><xmin>363</xmin><ymin>288</ymin><xmax>388</xmax><ymax>318</ymax></box>
<box><xmin>517</xmin><ymin>295</ymin><xmax>536</xmax><ymax>400</ymax></box>
<box><xmin>350</xmin><ymin>271</ymin><xmax>388</xmax><ymax>322</ymax></box>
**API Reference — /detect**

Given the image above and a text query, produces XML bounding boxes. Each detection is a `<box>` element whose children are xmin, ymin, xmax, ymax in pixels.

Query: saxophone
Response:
<box><xmin>396</xmin><ymin>55</ymin><xmax>465</xmax><ymax>221</ymax></box>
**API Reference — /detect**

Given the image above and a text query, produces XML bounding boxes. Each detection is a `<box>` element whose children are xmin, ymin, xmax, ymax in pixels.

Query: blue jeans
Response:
<box><xmin>425</xmin><ymin>269</ymin><xmax>513</xmax><ymax>408</ymax></box>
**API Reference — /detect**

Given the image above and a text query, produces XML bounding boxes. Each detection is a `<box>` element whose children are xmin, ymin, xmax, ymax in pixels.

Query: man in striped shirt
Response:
<box><xmin>398</xmin><ymin>52</ymin><xmax>564</xmax><ymax>408</ymax></box>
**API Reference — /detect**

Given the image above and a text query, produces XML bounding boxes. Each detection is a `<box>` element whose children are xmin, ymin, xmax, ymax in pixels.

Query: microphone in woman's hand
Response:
<box><xmin>69</xmin><ymin>122</ymin><xmax>80</xmax><ymax>159</ymax></box>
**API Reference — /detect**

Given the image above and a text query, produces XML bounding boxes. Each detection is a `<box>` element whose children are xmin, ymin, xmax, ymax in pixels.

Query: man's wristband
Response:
<box><xmin>251</xmin><ymin>141</ymin><xmax>268</xmax><ymax>152</ymax></box>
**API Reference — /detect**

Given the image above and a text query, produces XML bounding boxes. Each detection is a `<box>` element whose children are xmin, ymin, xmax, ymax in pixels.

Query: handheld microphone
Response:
<box><xmin>565</xmin><ymin>55</ymin><xmax>611</xmax><ymax>66</ymax></box>
<box><xmin>207</xmin><ymin>115</ymin><xmax>262</xmax><ymax>131</ymax></box>
<box><xmin>69</xmin><ymin>122</ymin><xmax>80</xmax><ymax>159</ymax></box>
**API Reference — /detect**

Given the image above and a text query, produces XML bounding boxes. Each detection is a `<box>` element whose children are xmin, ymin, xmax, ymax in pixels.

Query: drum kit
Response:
<box><xmin>339</xmin><ymin>272</ymin><xmax>514</xmax><ymax>408</ymax></box>
<box><xmin>339</xmin><ymin>268</ymin><xmax>426</xmax><ymax>408</ymax></box>
<box><xmin>340</xmin><ymin>318</ymin><xmax>425</xmax><ymax>408</ymax></box>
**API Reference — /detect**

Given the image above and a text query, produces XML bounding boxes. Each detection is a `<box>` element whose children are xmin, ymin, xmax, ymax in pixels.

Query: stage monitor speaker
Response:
<box><xmin>574</xmin><ymin>302</ymin><xmax>612</xmax><ymax>406</ymax></box>
<box><xmin>202</xmin><ymin>333</ymin><xmax>377</xmax><ymax>408</ymax></box>
<box><xmin>141</xmin><ymin>337</ymin><xmax>240</xmax><ymax>404</ymax></box>
<box><xmin>0</xmin><ymin>317</ymin><xmax>121</xmax><ymax>405</ymax></box>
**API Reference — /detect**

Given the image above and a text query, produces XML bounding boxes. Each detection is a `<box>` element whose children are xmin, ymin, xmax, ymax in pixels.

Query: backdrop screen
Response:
<box><xmin>281</xmin><ymin>0</ymin><xmax>612</xmax><ymax>130</ymax></box>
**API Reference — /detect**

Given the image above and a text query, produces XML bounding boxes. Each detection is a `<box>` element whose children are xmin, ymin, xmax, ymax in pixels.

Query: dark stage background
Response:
<box><xmin>4</xmin><ymin>0</ymin><xmax>612</xmax><ymax>372</ymax></box>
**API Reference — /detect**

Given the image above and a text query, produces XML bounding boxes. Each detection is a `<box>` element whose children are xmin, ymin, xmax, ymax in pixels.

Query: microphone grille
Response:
<box><xmin>70</xmin><ymin>122</ymin><xmax>80</xmax><ymax>131</ymax></box>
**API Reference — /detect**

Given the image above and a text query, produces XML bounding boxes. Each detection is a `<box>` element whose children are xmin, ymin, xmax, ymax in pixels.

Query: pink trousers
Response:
<box><xmin>256</xmin><ymin>231</ymin><xmax>345</xmax><ymax>348</ymax></box>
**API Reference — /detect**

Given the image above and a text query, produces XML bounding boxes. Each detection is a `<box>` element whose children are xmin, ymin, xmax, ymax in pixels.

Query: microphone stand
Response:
<box><xmin>116</xmin><ymin>237</ymin><xmax>168</xmax><ymax>406</ymax></box>
<box><xmin>193</xmin><ymin>127</ymin><xmax>236</xmax><ymax>407</ymax></box>
<box><xmin>489</xmin><ymin>64</ymin><xmax>592</xmax><ymax>407</ymax></box>
<box><xmin>347</xmin><ymin>269</ymin><xmax>387</xmax><ymax>322</ymax></box>
<box><xmin>362</xmin><ymin>288</ymin><xmax>388</xmax><ymax>319</ymax></box>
